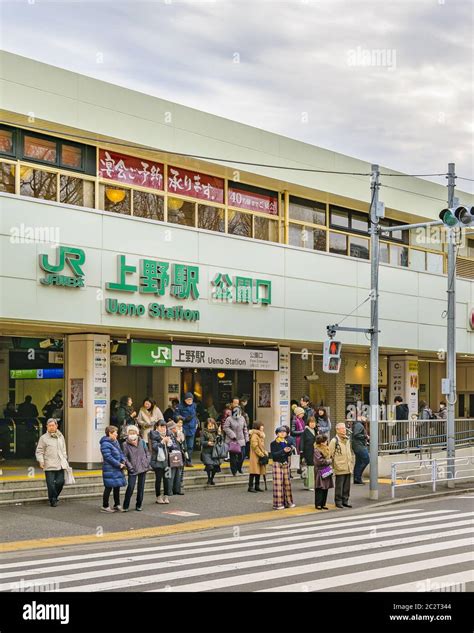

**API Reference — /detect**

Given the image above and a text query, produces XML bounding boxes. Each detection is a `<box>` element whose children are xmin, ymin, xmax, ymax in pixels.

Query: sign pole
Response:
<box><xmin>446</xmin><ymin>163</ymin><xmax>456</xmax><ymax>487</ymax></box>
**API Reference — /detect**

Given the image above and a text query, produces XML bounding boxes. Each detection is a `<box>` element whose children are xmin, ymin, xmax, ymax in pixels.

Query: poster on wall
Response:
<box><xmin>258</xmin><ymin>383</ymin><xmax>272</xmax><ymax>408</ymax></box>
<box><xmin>70</xmin><ymin>378</ymin><xmax>83</xmax><ymax>408</ymax></box>
<box><xmin>93</xmin><ymin>338</ymin><xmax>109</xmax><ymax>411</ymax></box>
<box><xmin>278</xmin><ymin>347</ymin><xmax>290</xmax><ymax>425</ymax></box>
<box><xmin>168</xmin><ymin>384</ymin><xmax>179</xmax><ymax>394</ymax></box>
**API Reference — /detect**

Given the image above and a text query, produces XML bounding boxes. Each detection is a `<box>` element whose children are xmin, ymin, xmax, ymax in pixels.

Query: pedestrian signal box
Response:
<box><xmin>323</xmin><ymin>339</ymin><xmax>342</xmax><ymax>373</ymax></box>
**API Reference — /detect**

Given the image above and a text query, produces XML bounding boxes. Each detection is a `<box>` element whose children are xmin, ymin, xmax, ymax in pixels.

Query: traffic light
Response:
<box><xmin>439</xmin><ymin>206</ymin><xmax>474</xmax><ymax>227</ymax></box>
<box><xmin>323</xmin><ymin>339</ymin><xmax>342</xmax><ymax>374</ymax></box>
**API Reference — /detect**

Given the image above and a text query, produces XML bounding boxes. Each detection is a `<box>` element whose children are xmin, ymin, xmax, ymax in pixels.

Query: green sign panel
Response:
<box><xmin>39</xmin><ymin>246</ymin><xmax>86</xmax><ymax>288</ymax></box>
<box><xmin>129</xmin><ymin>342</ymin><xmax>172</xmax><ymax>367</ymax></box>
<box><xmin>10</xmin><ymin>369</ymin><xmax>38</xmax><ymax>379</ymax></box>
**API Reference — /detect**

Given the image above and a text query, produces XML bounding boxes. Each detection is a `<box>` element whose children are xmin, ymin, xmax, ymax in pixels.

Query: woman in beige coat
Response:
<box><xmin>248</xmin><ymin>422</ymin><xmax>268</xmax><ymax>492</ymax></box>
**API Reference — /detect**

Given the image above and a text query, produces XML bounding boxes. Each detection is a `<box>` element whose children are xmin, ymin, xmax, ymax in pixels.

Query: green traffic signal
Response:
<box><xmin>439</xmin><ymin>208</ymin><xmax>459</xmax><ymax>227</ymax></box>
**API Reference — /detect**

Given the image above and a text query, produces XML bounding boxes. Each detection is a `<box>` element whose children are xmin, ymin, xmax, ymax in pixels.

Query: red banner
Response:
<box><xmin>99</xmin><ymin>149</ymin><xmax>164</xmax><ymax>190</ymax></box>
<box><xmin>228</xmin><ymin>185</ymin><xmax>278</xmax><ymax>215</ymax></box>
<box><xmin>167</xmin><ymin>166</ymin><xmax>224</xmax><ymax>203</ymax></box>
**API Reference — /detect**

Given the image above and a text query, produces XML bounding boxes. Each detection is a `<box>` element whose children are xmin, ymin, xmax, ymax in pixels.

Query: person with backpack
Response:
<box><xmin>248</xmin><ymin>421</ymin><xmax>268</xmax><ymax>492</ymax></box>
<box><xmin>122</xmin><ymin>425</ymin><xmax>150</xmax><ymax>511</ymax></box>
<box><xmin>329</xmin><ymin>423</ymin><xmax>355</xmax><ymax>508</ymax></box>
<box><xmin>351</xmin><ymin>416</ymin><xmax>370</xmax><ymax>485</ymax></box>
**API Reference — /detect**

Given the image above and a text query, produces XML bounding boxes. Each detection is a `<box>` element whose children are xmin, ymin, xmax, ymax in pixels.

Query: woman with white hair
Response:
<box><xmin>122</xmin><ymin>425</ymin><xmax>150</xmax><ymax>511</ymax></box>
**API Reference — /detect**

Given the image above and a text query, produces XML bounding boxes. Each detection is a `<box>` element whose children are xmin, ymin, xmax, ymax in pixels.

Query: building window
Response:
<box><xmin>60</xmin><ymin>175</ymin><xmax>94</xmax><ymax>207</ymax></box>
<box><xmin>390</xmin><ymin>244</ymin><xmax>409</xmax><ymax>267</ymax></box>
<box><xmin>0</xmin><ymin>162</ymin><xmax>15</xmax><ymax>193</ymax></box>
<box><xmin>409</xmin><ymin>248</ymin><xmax>426</xmax><ymax>272</ymax></box>
<box><xmin>101</xmin><ymin>185</ymin><xmax>131</xmax><ymax>215</ymax></box>
<box><xmin>349</xmin><ymin>236</ymin><xmax>369</xmax><ymax>259</ymax></box>
<box><xmin>352</xmin><ymin>213</ymin><xmax>369</xmax><ymax>233</ymax></box>
<box><xmin>0</xmin><ymin>128</ymin><xmax>14</xmax><ymax>155</ymax></box>
<box><xmin>426</xmin><ymin>252</ymin><xmax>444</xmax><ymax>274</ymax></box>
<box><xmin>330</xmin><ymin>208</ymin><xmax>349</xmax><ymax>228</ymax></box>
<box><xmin>254</xmin><ymin>216</ymin><xmax>279</xmax><ymax>242</ymax></box>
<box><xmin>198</xmin><ymin>205</ymin><xmax>225</xmax><ymax>232</ymax></box>
<box><xmin>20</xmin><ymin>168</ymin><xmax>57</xmax><ymax>201</ymax></box>
<box><xmin>329</xmin><ymin>231</ymin><xmax>348</xmax><ymax>256</ymax></box>
<box><xmin>24</xmin><ymin>135</ymin><xmax>57</xmax><ymax>164</ymax></box>
<box><xmin>167</xmin><ymin>198</ymin><xmax>195</xmax><ymax>227</ymax></box>
<box><xmin>228</xmin><ymin>210</ymin><xmax>252</xmax><ymax>237</ymax></box>
<box><xmin>380</xmin><ymin>218</ymin><xmax>409</xmax><ymax>244</ymax></box>
<box><xmin>61</xmin><ymin>144</ymin><xmax>83</xmax><ymax>169</ymax></box>
<box><xmin>467</xmin><ymin>238</ymin><xmax>474</xmax><ymax>259</ymax></box>
<box><xmin>289</xmin><ymin>196</ymin><xmax>326</xmax><ymax>226</ymax></box>
<box><xmin>133</xmin><ymin>190</ymin><xmax>164</xmax><ymax>221</ymax></box>
<box><xmin>380</xmin><ymin>242</ymin><xmax>390</xmax><ymax>264</ymax></box>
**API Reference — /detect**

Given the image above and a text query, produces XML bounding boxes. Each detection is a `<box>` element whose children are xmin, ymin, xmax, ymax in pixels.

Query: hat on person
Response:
<box><xmin>184</xmin><ymin>392</ymin><xmax>193</xmax><ymax>400</ymax></box>
<box><xmin>158</xmin><ymin>419</ymin><xmax>167</xmax><ymax>427</ymax></box>
<box><xmin>294</xmin><ymin>407</ymin><xmax>305</xmax><ymax>417</ymax></box>
<box><xmin>167</xmin><ymin>421</ymin><xmax>177</xmax><ymax>430</ymax></box>
<box><xmin>126</xmin><ymin>425</ymin><xmax>139</xmax><ymax>434</ymax></box>
<box><xmin>275</xmin><ymin>425</ymin><xmax>287</xmax><ymax>434</ymax></box>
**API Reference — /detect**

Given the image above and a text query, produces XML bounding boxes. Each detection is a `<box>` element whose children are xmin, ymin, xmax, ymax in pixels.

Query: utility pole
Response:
<box><xmin>446</xmin><ymin>163</ymin><xmax>456</xmax><ymax>487</ymax></box>
<box><xmin>369</xmin><ymin>164</ymin><xmax>380</xmax><ymax>500</ymax></box>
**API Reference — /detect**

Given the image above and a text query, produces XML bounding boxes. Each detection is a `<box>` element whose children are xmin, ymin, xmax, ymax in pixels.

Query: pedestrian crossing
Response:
<box><xmin>1</xmin><ymin>506</ymin><xmax>472</xmax><ymax>593</ymax></box>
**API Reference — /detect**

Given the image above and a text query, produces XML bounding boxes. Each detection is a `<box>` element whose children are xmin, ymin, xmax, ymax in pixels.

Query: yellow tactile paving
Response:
<box><xmin>1</xmin><ymin>504</ymin><xmax>322</xmax><ymax>553</ymax></box>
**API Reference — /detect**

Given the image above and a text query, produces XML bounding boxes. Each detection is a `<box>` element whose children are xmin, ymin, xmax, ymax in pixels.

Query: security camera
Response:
<box><xmin>304</xmin><ymin>372</ymin><xmax>319</xmax><ymax>382</ymax></box>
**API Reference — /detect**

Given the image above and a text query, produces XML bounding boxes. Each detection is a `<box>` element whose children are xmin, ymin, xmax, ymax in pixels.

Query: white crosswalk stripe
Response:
<box><xmin>371</xmin><ymin>570</ymin><xmax>473</xmax><ymax>592</ymax></box>
<box><xmin>3</xmin><ymin>507</ymin><xmax>472</xmax><ymax>593</ymax></box>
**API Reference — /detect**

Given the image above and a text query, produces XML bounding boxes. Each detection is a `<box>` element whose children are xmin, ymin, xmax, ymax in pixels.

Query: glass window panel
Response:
<box><xmin>20</xmin><ymin>168</ymin><xmax>57</xmax><ymax>201</ymax></box>
<box><xmin>254</xmin><ymin>216</ymin><xmax>279</xmax><ymax>242</ymax></box>
<box><xmin>61</xmin><ymin>145</ymin><xmax>82</xmax><ymax>169</ymax></box>
<box><xmin>390</xmin><ymin>244</ymin><xmax>409</xmax><ymax>267</ymax></box>
<box><xmin>24</xmin><ymin>135</ymin><xmax>57</xmax><ymax>163</ymax></box>
<box><xmin>409</xmin><ymin>248</ymin><xmax>426</xmax><ymax>271</ymax></box>
<box><xmin>60</xmin><ymin>175</ymin><xmax>94</xmax><ymax>207</ymax></box>
<box><xmin>352</xmin><ymin>213</ymin><xmax>369</xmax><ymax>232</ymax></box>
<box><xmin>198</xmin><ymin>205</ymin><xmax>224</xmax><ymax>232</ymax></box>
<box><xmin>102</xmin><ymin>185</ymin><xmax>131</xmax><ymax>215</ymax></box>
<box><xmin>0</xmin><ymin>129</ymin><xmax>13</xmax><ymax>154</ymax></box>
<box><xmin>0</xmin><ymin>162</ymin><xmax>15</xmax><ymax>193</ymax></box>
<box><xmin>350</xmin><ymin>236</ymin><xmax>370</xmax><ymax>259</ymax></box>
<box><xmin>289</xmin><ymin>199</ymin><xmax>326</xmax><ymax>225</ymax></box>
<box><xmin>329</xmin><ymin>231</ymin><xmax>348</xmax><ymax>256</ymax></box>
<box><xmin>380</xmin><ymin>242</ymin><xmax>389</xmax><ymax>264</ymax></box>
<box><xmin>228</xmin><ymin>210</ymin><xmax>252</xmax><ymax>237</ymax></box>
<box><xmin>467</xmin><ymin>239</ymin><xmax>474</xmax><ymax>258</ymax></box>
<box><xmin>289</xmin><ymin>223</ymin><xmax>307</xmax><ymax>248</ymax></box>
<box><xmin>167</xmin><ymin>198</ymin><xmax>195</xmax><ymax>227</ymax></box>
<box><xmin>330</xmin><ymin>209</ymin><xmax>349</xmax><ymax>228</ymax></box>
<box><xmin>426</xmin><ymin>252</ymin><xmax>444</xmax><ymax>274</ymax></box>
<box><xmin>133</xmin><ymin>190</ymin><xmax>164</xmax><ymax>221</ymax></box>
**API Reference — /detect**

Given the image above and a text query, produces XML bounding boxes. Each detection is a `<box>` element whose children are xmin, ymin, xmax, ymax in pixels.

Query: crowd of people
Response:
<box><xmin>34</xmin><ymin>393</ymin><xmax>373</xmax><ymax>513</ymax></box>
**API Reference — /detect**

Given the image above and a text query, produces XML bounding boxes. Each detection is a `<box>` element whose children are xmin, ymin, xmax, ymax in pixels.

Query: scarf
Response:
<box><xmin>275</xmin><ymin>437</ymin><xmax>288</xmax><ymax>447</ymax></box>
<box><xmin>317</xmin><ymin>442</ymin><xmax>330</xmax><ymax>458</ymax></box>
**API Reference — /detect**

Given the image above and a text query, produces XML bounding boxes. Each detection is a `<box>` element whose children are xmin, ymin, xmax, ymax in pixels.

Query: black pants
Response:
<box><xmin>248</xmin><ymin>474</ymin><xmax>261</xmax><ymax>489</ymax></box>
<box><xmin>229</xmin><ymin>450</ymin><xmax>244</xmax><ymax>475</ymax></box>
<box><xmin>334</xmin><ymin>474</ymin><xmax>351</xmax><ymax>505</ymax></box>
<box><xmin>103</xmin><ymin>486</ymin><xmax>121</xmax><ymax>508</ymax></box>
<box><xmin>123</xmin><ymin>472</ymin><xmax>146</xmax><ymax>509</ymax></box>
<box><xmin>205</xmin><ymin>465</ymin><xmax>218</xmax><ymax>482</ymax></box>
<box><xmin>315</xmin><ymin>488</ymin><xmax>328</xmax><ymax>508</ymax></box>
<box><xmin>153</xmin><ymin>467</ymin><xmax>170</xmax><ymax>497</ymax></box>
<box><xmin>45</xmin><ymin>469</ymin><xmax>65</xmax><ymax>504</ymax></box>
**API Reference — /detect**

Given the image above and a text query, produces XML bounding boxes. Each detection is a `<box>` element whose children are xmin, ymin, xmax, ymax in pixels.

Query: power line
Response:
<box><xmin>380</xmin><ymin>183</ymin><xmax>447</xmax><ymax>203</ymax></box>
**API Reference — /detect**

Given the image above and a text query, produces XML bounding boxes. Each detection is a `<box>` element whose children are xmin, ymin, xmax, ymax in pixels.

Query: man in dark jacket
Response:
<box><xmin>17</xmin><ymin>395</ymin><xmax>39</xmax><ymax>419</ymax></box>
<box><xmin>394</xmin><ymin>396</ymin><xmax>409</xmax><ymax>421</ymax></box>
<box><xmin>176</xmin><ymin>392</ymin><xmax>198</xmax><ymax>466</ymax></box>
<box><xmin>351</xmin><ymin>417</ymin><xmax>369</xmax><ymax>484</ymax></box>
<box><xmin>300</xmin><ymin>395</ymin><xmax>315</xmax><ymax>425</ymax></box>
<box><xmin>394</xmin><ymin>396</ymin><xmax>409</xmax><ymax>451</ymax></box>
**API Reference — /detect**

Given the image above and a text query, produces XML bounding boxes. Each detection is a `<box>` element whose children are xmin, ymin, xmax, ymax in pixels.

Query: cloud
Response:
<box><xmin>1</xmin><ymin>0</ymin><xmax>472</xmax><ymax>192</ymax></box>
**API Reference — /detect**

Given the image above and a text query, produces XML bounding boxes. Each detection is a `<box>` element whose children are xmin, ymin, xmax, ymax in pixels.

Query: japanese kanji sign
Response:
<box><xmin>211</xmin><ymin>272</ymin><xmax>271</xmax><ymax>304</ymax></box>
<box><xmin>228</xmin><ymin>185</ymin><xmax>278</xmax><ymax>215</ymax></box>
<box><xmin>168</xmin><ymin>166</ymin><xmax>224</xmax><ymax>203</ymax></box>
<box><xmin>99</xmin><ymin>149</ymin><xmax>164</xmax><ymax>190</ymax></box>
<box><xmin>172</xmin><ymin>345</ymin><xmax>279</xmax><ymax>370</ymax></box>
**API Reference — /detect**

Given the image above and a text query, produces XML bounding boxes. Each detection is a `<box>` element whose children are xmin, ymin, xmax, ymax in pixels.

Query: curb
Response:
<box><xmin>368</xmin><ymin>486</ymin><xmax>474</xmax><ymax>507</ymax></box>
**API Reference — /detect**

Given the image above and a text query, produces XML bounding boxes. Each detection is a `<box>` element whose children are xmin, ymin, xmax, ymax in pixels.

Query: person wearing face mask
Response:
<box><xmin>122</xmin><ymin>425</ymin><xmax>150</xmax><ymax>511</ymax></box>
<box><xmin>149</xmin><ymin>420</ymin><xmax>173</xmax><ymax>504</ymax></box>
<box><xmin>222</xmin><ymin>405</ymin><xmax>249</xmax><ymax>476</ymax></box>
<box><xmin>436</xmin><ymin>401</ymin><xmax>447</xmax><ymax>420</ymax></box>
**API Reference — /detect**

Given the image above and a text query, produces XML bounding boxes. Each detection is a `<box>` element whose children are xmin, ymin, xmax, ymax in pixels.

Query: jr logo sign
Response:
<box><xmin>39</xmin><ymin>246</ymin><xmax>86</xmax><ymax>288</ymax></box>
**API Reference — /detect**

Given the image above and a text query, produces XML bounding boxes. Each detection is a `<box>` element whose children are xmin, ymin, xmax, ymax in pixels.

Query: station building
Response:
<box><xmin>0</xmin><ymin>51</ymin><xmax>473</xmax><ymax>467</ymax></box>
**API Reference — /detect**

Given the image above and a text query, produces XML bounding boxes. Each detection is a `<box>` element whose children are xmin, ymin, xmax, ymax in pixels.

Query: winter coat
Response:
<box><xmin>100</xmin><ymin>436</ymin><xmax>126</xmax><ymax>487</ymax></box>
<box><xmin>303</xmin><ymin>405</ymin><xmax>315</xmax><ymax>424</ymax></box>
<box><xmin>149</xmin><ymin>430</ymin><xmax>172</xmax><ymax>469</ymax></box>
<box><xmin>328</xmin><ymin>435</ymin><xmax>355</xmax><ymax>475</ymax></box>
<box><xmin>122</xmin><ymin>438</ymin><xmax>150</xmax><ymax>475</ymax></box>
<box><xmin>299</xmin><ymin>427</ymin><xmax>316</xmax><ymax>466</ymax></box>
<box><xmin>117</xmin><ymin>405</ymin><xmax>136</xmax><ymax>439</ymax></box>
<box><xmin>176</xmin><ymin>401</ymin><xmax>198</xmax><ymax>436</ymax></box>
<box><xmin>136</xmin><ymin>406</ymin><xmax>163</xmax><ymax>443</ymax></box>
<box><xmin>395</xmin><ymin>403</ymin><xmax>409</xmax><ymax>421</ymax></box>
<box><xmin>290</xmin><ymin>416</ymin><xmax>305</xmax><ymax>453</ymax></box>
<box><xmin>351</xmin><ymin>421</ymin><xmax>368</xmax><ymax>452</ymax></box>
<box><xmin>200</xmin><ymin>428</ymin><xmax>222</xmax><ymax>467</ymax></box>
<box><xmin>314</xmin><ymin>447</ymin><xmax>334</xmax><ymax>490</ymax></box>
<box><xmin>419</xmin><ymin>406</ymin><xmax>433</xmax><ymax>421</ymax></box>
<box><xmin>316</xmin><ymin>416</ymin><xmax>331</xmax><ymax>437</ymax></box>
<box><xmin>222</xmin><ymin>414</ymin><xmax>249</xmax><ymax>447</ymax></box>
<box><xmin>35</xmin><ymin>431</ymin><xmax>68</xmax><ymax>471</ymax></box>
<box><xmin>17</xmin><ymin>402</ymin><xmax>39</xmax><ymax>419</ymax></box>
<box><xmin>270</xmin><ymin>439</ymin><xmax>291</xmax><ymax>464</ymax></box>
<box><xmin>249</xmin><ymin>429</ymin><xmax>267</xmax><ymax>475</ymax></box>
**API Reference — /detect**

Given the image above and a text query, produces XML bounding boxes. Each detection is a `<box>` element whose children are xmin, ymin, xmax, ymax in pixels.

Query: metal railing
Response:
<box><xmin>378</xmin><ymin>418</ymin><xmax>474</xmax><ymax>454</ymax></box>
<box><xmin>391</xmin><ymin>455</ymin><xmax>474</xmax><ymax>498</ymax></box>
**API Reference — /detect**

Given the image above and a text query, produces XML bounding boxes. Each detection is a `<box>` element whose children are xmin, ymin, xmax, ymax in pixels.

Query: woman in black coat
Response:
<box><xmin>299</xmin><ymin>416</ymin><xmax>317</xmax><ymax>490</ymax></box>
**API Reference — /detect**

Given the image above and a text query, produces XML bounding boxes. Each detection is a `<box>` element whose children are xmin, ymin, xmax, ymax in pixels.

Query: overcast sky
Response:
<box><xmin>1</xmin><ymin>0</ymin><xmax>472</xmax><ymax>192</ymax></box>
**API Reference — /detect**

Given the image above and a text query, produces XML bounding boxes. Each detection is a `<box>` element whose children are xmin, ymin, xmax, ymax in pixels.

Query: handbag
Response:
<box><xmin>212</xmin><ymin>437</ymin><xmax>228</xmax><ymax>460</ymax></box>
<box><xmin>320</xmin><ymin>465</ymin><xmax>333</xmax><ymax>479</ymax></box>
<box><xmin>228</xmin><ymin>440</ymin><xmax>241</xmax><ymax>454</ymax></box>
<box><xmin>156</xmin><ymin>446</ymin><xmax>166</xmax><ymax>463</ymax></box>
<box><xmin>258</xmin><ymin>454</ymin><xmax>269</xmax><ymax>466</ymax></box>
<box><xmin>64</xmin><ymin>466</ymin><xmax>75</xmax><ymax>485</ymax></box>
<box><xmin>169</xmin><ymin>450</ymin><xmax>183</xmax><ymax>468</ymax></box>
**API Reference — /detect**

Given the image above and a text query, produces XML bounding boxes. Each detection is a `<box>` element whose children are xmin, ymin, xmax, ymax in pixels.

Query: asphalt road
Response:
<box><xmin>2</xmin><ymin>494</ymin><xmax>472</xmax><ymax>593</ymax></box>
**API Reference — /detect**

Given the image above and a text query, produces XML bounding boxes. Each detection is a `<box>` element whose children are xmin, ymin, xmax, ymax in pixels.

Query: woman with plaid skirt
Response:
<box><xmin>270</xmin><ymin>426</ymin><xmax>296</xmax><ymax>510</ymax></box>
